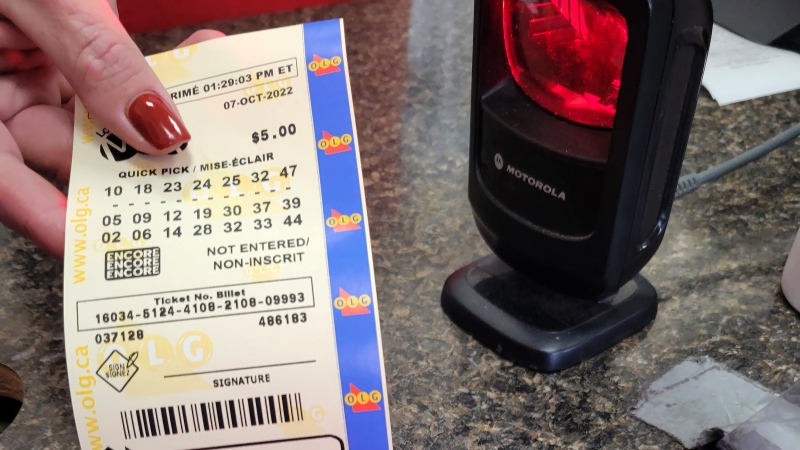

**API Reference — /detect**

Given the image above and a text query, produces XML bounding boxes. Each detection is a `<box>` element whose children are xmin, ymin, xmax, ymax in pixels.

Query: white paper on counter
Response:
<box><xmin>701</xmin><ymin>25</ymin><xmax>800</xmax><ymax>105</ymax></box>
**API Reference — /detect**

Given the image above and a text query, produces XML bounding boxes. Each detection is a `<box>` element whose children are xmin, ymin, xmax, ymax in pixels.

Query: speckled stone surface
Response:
<box><xmin>2</xmin><ymin>1</ymin><xmax>800</xmax><ymax>449</ymax></box>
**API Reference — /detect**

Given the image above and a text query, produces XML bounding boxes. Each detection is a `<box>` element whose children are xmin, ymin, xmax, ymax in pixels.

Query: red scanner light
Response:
<box><xmin>504</xmin><ymin>0</ymin><xmax>628</xmax><ymax>128</ymax></box>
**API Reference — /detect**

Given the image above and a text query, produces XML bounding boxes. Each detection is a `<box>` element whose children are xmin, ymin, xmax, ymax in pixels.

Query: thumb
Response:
<box><xmin>0</xmin><ymin>0</ymin><xmax>190</xmax><ymax>155</ymax></box>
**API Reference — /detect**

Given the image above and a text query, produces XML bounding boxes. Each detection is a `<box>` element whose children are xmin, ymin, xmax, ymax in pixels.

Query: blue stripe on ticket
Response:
<box><xmin>303</xmin><ymin>19</ymin><xmax>391</xmax><ymax>450</ymax></box>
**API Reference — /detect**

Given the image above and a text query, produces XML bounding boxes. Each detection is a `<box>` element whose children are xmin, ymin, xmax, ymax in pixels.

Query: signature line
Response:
<box><xmin>163</xmin><ymin>360</ymin><xmax>316</xmax><ymax>379</ymax></box>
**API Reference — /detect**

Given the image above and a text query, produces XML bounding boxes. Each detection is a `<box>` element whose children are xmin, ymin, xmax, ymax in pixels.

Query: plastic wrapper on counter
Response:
<box><xmin>718</xmin><ymin>381</ymin><xmax>800</xmax><ymax>450</ymax></box>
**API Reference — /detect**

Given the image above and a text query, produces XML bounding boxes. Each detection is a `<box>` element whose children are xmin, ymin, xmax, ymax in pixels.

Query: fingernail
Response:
<box><xmin>127</xmin><ymin>92</ymin><xmax>190</xmax><ymax>152</ymax></box>
<box><xmin>0</xmin><ymin>49</ymin><xmax>24</xmax><ymax>71</ymax></box>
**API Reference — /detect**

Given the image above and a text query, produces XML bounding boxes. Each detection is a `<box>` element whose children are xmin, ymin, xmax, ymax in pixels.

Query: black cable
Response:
<box><xmin>675</xmin><ymin>121</ymin><xmax>800</xmax><ymax>198</ymax></box>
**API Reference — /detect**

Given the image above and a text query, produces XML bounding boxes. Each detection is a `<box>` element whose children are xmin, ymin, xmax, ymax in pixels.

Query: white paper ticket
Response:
<box><xmin>62</xmin><ymin>20</ymin><xmax>392</xmax><ymax>450</ymax></box>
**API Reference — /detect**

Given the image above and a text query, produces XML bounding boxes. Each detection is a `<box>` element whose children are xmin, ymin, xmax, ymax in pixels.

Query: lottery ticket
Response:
<box><xmin>62</xmin><ymin>19</ymin><xmax>392</xmax><ymax>450</ymax></box>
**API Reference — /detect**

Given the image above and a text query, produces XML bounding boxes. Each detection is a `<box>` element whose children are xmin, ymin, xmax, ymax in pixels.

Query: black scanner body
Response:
<box><xmin>469</xmin><ymin>0</ymin><xmax>713</xmax><ymax>298</ymax></box>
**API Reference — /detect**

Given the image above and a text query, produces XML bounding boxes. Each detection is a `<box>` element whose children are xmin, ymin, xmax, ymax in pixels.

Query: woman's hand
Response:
<box><xmin>0</xmin><ymin>0</ymin><xmax>224</xmax><ymax>259</ymax></box>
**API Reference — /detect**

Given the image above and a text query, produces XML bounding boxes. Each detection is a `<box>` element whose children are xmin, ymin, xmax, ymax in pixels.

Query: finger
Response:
<box><xmin>63</xmin><ymin>97</ymin><xmax>76</xmax><ymax>113</ymax></box>
<box><xmin>177</xmin><ymin>30</ymin><xmax>226</xmax><ymax>48</ymax></box>
<box><xmin>1</xmin><ymin>0</ymin><xmax>190</xmax><ymax>155</ymax></box>
<box><xmin>6</xmin><ymin>104</ymin><xmax>73</xmax><ymax>185</ymax></box>
<box><xmin>0</xmin><ymin>65</ymin><xmax>63</xmax><ymax>121</ymax></box>
<box><xmin>0</xmin><ymin>124</ymin><xmax>66</xmax><ymax>259</ymax></box>
<box><xmin>0</xmin><ymin>18</ymin><xmax>35</xmax><ymax>49</ymax></box>
<box><xmin>55</xmin><ymin>70</ymin><xmax>75</xmax><ymax>104</ymax></box>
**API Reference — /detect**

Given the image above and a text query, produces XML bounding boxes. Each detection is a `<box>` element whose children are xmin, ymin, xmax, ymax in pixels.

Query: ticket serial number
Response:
<box><xmin>92</xmin><ymin>293</ymin><xmax>307</xmax><ymax>323</ymax></box>
<box><xmin>76</xmin><ymin>278</ymin><xmax>314</xmax><ymax>331</ymax></box>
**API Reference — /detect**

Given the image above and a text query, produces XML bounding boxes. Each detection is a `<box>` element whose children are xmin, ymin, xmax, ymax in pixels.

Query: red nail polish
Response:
<box><xmin>127</xmin><ymin>93</ymin><xmax>191</xmax><ymax>151</ymax></box>
<box><xmin>1</xmin><ymin>49</ymin><xmax>25</xmax><ymax>68</ymax></box>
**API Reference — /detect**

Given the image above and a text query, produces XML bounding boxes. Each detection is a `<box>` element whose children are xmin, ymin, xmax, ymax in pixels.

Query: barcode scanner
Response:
<box><xmin>441</xmin><ymin>0</ymin><xmax>713</xmax><ymax>371</ymax></box>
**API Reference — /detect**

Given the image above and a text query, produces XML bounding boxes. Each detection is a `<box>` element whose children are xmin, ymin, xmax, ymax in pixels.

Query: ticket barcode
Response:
<box><xmin>120</xmin><ymin>393</ymin><xmax>304</xmax><ymax>440</ymax></box>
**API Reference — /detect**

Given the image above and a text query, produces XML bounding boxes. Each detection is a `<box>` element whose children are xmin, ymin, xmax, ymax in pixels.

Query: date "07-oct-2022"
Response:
<box><xmin>224</xmin><ymin>87</ymin><xmax>294</xmax><ymax>110</ymax></box>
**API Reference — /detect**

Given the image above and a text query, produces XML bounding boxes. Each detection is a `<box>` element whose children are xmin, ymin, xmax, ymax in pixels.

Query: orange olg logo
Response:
<box><xmin>325</xmin><ymin>210</ymin><xmax>362</xmax><ymax>233</ymax></box>
<box><xmin>344</xmin><ymin>384</ymin><xmax>382</xmax><ymax>413</ymax></box>
<box><xmin>317</xmin><ymin>131</ymin><xmax>353</xmax><ymax>155</ymax></box>
<box><xmin>334</xmin><ymin>288</ymin><xmax>372</xmax><ymax>317</ymax></box>
<box><xmin>308</xmin><ymin>54</ymin><xmax>342</xmax><ymax>76</ymax></box>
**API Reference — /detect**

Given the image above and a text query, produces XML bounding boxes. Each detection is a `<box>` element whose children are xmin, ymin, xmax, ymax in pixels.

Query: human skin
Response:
<box><xmin>782</xmin><ymin>229</ymin><xmax>800</xmax><ymax>311</ymax></box>
<box><xmin>0</xmin><ymin>0</ymin><xmax>224</xmax><ymax>259</ymax></box>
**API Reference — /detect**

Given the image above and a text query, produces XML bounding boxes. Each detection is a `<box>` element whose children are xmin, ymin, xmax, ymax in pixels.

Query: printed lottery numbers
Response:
<box><xmin>100</xmin><ymin>167</ymin><xmax>298</xmax><ymax>210</ymax></box>
<box><xmin>95</xmin><ymin>171</ymin><xmax>305</xmax><ymax>244</ymax></box>
<box><xmin>102</xmin><ymin>232</ymin><xmax>121</xmax><ymax>243</ymax></box>
<box><xmin>164</xmin><ymin>227</ymin><xmax>183</xmax><ymax>238</ymax></box>
<box><xmin>284</xmin><ymin>215</ymin><xmax>303</xmax><ymax>226</ymax></box>
<box><xmin>283</xmin><ymin>198</ymin><xmax>301</xmax><ymax>209</ymax></box>
<box><xmin>132</xmin><ymin>213</ymin><xmax>151</xmax><ymax>224</ymax></box>
<box><xmin>224</xmin><ymin>206</ymin><xmax>242</xmax><ymax>217</ymax></box>
<box><xmin>194</xmin><ymin>224</ymin><xmax>213</xmax><ymax>236</ymax></box>
<box><xmin>102</xmin><ymin>215</ymin><xmax>122</xmax><ymax>226</ymax></box>
<box><xmin>224</xmin><ymin>222</ymin><xmax>243</xmax><ymax>233</ymax></box>
<box><xmin>195</xmin><ymin>208</ymin><xmax>212</xmax><ymax>219</ymax></box>
<box><xmin>135</xmin><ymin>184</ymin><xmax>152</xmax><ymax>194</ymax></box>
<box><xmin>254</xmin><ymin>218</ymin><xmax>273</xmax><ymax>230</ymax></box>
<box><xmin>253</xmin><ymin>201</ymin><xmax>271</xmax><ymax>214</ymax></box>
<box><xmin>250</xmin><ymin>165</ymin><xmax>297</xmax><ymax>183</ymax></box>
<box><xmin>164</xmin><ymin>182</ymin><xmax>182</xmax><ymax>193</ymax></box>
<box><xmin>131</xmin><ymin>229</ymin><xmax>152</xmax><ymax>240</ymax></box>
<box><xmin>164</xmin><ymin>210</ymin><xmax>182</xmax><ymax>221</ymax></box>
<box><xmin>192</xmin><ymin>179</ymin><xmax>211</xmax><ymax>191</ymax></box>
<box><xmin>105</xmin><ymin>186</ymin><xmax>122</xmax><ymax>196</ymax></box>
<box><xmin>223</xmin><ymin>175</ymin><xmax>241</xmax><ymax>187</ymax></box>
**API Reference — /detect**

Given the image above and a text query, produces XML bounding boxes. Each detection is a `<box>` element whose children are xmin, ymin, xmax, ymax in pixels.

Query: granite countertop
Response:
<box><xmin>2</xmin><ymin>1</ymin><xmax>800</xmax><ymax>449</ymax></box>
